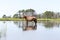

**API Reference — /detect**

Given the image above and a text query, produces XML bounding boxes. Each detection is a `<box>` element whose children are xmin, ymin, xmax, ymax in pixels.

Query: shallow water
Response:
<box><xmin>0</xmin><ymin>21</ymin><xmax>60</xmax><ymax>40</ymax></box>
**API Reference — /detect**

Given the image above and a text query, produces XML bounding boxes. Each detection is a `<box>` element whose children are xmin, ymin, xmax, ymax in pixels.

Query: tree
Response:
<box><xmin>2</xmin><ymin>15</ymin><xmax>6</xmax><ymax>18</ymax></box>
<box><xmin>21</xmin><ymin>9</ymin><xmax>25</xmax><ymax>16</ymax></box>
<box><xmin>18</xmin><ymin>10</ymin><xmax>25</xmax><ymax>18</ymax></box>
<box><xmin>17</xmin><ymin>9</ymin><xmax>36</xmax><ymax>18</ymax></box>
<box><xmin>18</xmin><ymin>10</ymin><xmax>21</xmax><ymax>18</ymax></box>
<box><xmin>13</xmin><ymin>14</ymin><xmax>19</xmax><ymax>18</ymax></box>
<box><xmin>42</xmin><ymin>11</ymin><xmax>54</xmax><ymax>18</ymax></box>
<box><xmin>25</xmin><ymin>9</ymin><xmax>36</xmax><ymax>16</ymax></box>
<box><xmin>55</xmin><ymin>13</ymin><xmax>60</xmax><ymax>18</ymax></box>
<box><xmin>26</xmin><ymin>9</ymin><xmax>35</xmax><ymax>12</ymax></box>
<box><xmin>36</xmin><ymin>14</ymin><xmax>41</xmax><ymax>18</ymax></box>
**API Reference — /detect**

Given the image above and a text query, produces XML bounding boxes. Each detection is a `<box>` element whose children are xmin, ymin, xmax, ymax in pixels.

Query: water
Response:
<box><xmin>0</xmin><ymin>21</ymin><xmax>60</xmax><ymax>40</ymax></box>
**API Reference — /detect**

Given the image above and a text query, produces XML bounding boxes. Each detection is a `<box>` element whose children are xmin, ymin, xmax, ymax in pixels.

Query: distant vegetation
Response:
<box><xmin>1</xmin><ymin>9</ymin><xmax>60</xmax><ymax>21</ymax></box>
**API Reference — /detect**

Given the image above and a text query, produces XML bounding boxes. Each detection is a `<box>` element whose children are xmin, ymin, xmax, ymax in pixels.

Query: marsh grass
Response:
<box><xmin>0</xmin><ymin>18</ymin><xmax>60</xmax><ymax>21</ymax></box>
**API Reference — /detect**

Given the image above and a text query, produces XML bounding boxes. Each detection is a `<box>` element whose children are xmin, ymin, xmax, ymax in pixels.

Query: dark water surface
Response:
<box><xmin>0</xmin><ymin>21</ymin><xmax>60</xmax><ymax>40</ymax></box>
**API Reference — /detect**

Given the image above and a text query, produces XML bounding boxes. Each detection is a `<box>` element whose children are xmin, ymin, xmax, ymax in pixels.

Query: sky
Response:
<box><xmin>0</xmin><ymin>0</ymin><xmax>60</xmax><ymax>17</ymax></box>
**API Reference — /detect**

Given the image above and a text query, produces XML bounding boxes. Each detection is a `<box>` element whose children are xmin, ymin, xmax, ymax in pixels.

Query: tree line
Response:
<box><xmin>2</xmin><ymin>9</ymin><xmax>60</xmax><ymax>19</ymax></box>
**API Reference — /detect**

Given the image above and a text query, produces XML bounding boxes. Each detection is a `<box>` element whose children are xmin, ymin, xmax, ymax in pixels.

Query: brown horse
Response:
<box><xmin>23</xmin><ymin>16</ymin><xmax>37</xmax><ymax>26</ymax></box>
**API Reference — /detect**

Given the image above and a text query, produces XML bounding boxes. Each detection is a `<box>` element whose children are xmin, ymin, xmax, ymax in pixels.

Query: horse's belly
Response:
<box><xmin>27</xmin><ymin>18</ymin><xmax>32</xmax><ymax>20</ymax></box>
<box><xmin>27</xmin><ymin>16</ymin><xmax>36</xmax><ymax>20</ymax></box>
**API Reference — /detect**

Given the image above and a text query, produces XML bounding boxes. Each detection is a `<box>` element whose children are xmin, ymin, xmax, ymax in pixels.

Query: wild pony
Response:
<box><xmin>23</xmin><ymin>16</ymin><xmax>37</xmax><ymax>26</ymax></box>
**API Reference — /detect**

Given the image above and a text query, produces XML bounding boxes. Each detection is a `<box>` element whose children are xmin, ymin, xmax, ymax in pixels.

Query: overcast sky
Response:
<box><xmin>0</xmin><ymin>0</ymin><xmax>60</xmax><ymax>17</ymax></box>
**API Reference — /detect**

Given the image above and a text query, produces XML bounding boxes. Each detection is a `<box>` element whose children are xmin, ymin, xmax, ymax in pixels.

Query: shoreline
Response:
<box><xmin>0</xmin><ymin>18</ymin><xmax>60</xmax><ymax>21</ymax></box>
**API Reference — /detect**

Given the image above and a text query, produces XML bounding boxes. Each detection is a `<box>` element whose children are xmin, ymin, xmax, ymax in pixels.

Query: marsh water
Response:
<box><xmin>0</xmin><ymin>21</ymin><xmax>60</xmax><ymax>40</ymax></box>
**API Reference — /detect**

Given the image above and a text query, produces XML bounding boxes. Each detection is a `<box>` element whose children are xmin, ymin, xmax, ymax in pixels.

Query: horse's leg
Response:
<box><xmin>26</xmin><ymin>20</ymin><xmax>28</xmax><ymax>27</ymax></box>
<box><xmin>33</xmin><ymin>18</ymin><xmax>37</xmax><ymax>26</ymax></box>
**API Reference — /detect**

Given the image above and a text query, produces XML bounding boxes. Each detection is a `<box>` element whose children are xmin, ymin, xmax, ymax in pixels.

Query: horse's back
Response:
<box><xmin>27</xmin><ymin>16</ymin><xmax>36</xmax><ymax>20</ymax></box>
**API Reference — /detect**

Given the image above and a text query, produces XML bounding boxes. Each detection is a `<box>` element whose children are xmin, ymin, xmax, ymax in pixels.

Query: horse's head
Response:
<box><xmin>23</xmin><ymin>15</ymin><xmax>27</xmax><ymax>18</ymax></box>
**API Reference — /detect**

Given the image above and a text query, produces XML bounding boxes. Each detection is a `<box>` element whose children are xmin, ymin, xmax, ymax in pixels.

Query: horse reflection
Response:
<box><xmin>22</xmin><ymin>25</ymin><xmax>37</xmax><ymax>31</ymax></box>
